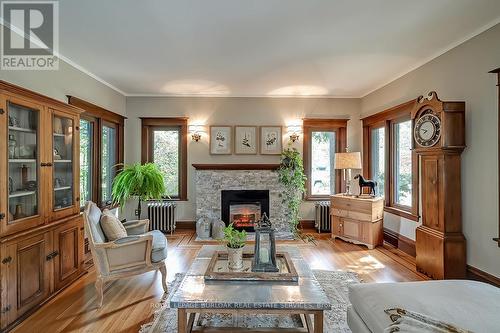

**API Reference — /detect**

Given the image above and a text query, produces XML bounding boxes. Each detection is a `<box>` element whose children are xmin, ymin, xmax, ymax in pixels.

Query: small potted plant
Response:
<box><xmin>222</xmin><ymin>223</ymin><xmax>247</xmax><ymax>270</ymax></box>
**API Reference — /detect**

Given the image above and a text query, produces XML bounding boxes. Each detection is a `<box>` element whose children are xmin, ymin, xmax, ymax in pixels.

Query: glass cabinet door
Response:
<box><xmin>5</xmin><ymin>100</ymin><xmax>42</xmax><ymax>233</ymax></box>
<box><xmin>52</xmin><ymin>114</ymin><xmax>75</xmax><ymax>212</ymax></box>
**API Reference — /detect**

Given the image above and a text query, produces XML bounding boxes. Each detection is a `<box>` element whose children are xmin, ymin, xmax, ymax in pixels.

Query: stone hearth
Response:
<box><xmin>194</xmin><ymin>165</ymin><xmax>290</xmax><ymax>232</ymax></box>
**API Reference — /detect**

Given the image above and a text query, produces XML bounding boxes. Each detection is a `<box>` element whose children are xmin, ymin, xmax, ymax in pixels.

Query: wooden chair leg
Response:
<box><xmin>95</xmin><ymin>277</ymin><xmax>104</xmax><ymax>308</ymax></box>
<box><xmin>159</xmin><ymin>262</ymin><xmax>168</xmax><ymax>293</ymax></box>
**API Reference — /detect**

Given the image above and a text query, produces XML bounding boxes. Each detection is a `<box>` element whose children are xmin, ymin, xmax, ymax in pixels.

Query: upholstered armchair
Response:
<box><xmin>83</xmin><ymin>201</ymin><xmax>168</xmax><ymax>307</ymax></box>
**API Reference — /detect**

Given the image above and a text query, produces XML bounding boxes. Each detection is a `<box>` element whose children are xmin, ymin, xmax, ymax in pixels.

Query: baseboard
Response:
<box><xmin>299</xmin><ymin>220</ymin><xmax>315</xmax><ymax>230</ymax></box>
<box><xmin>466</xmin><ymin>265</ymin><xmax>500</xmax><ymax>287</ymax></box>
<box><xmin>175</xmin><ymin>220</ymin><xmax>195</xmax><ymax>230</ymax></box>
<box><xmin>383</xmin><ymin>228</ymin><xmax>416</xmax><ymax>257</ymax></box>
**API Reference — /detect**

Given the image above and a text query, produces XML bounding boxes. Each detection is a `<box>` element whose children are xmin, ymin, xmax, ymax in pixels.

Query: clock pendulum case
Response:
<box><xmin>411</xmin><ymin>91</ymin><xmax>466</xmax><ymax>279</ymax></box>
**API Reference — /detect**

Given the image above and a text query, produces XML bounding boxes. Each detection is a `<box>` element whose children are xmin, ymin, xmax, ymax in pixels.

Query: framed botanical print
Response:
<box><xmin>260</xmin><ymin>126</ymin><xmax>282</xmax><ymax>155</ymax></box>
<box><xmin>234</xmin><ymin>126</ymin><xmax>257</xmax><ymax>154</ymax></box>
<box><xmin>210</xmin><ymin>126</ymin><xmax>232</xmax><ymax>154</ymax></box>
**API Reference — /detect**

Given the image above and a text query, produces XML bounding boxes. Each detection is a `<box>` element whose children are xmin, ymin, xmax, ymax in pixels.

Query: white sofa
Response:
<box><xmin>348</xmin><ymin>280</ymin><xmax>500</xmax><ymax>333</ymax></box>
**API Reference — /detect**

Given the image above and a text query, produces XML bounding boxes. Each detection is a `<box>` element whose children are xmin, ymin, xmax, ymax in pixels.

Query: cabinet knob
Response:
<box><xmin>46</xmin><ymin>162</ymin><xmax>53</xmax><ymax>167</ymax></box>
<box><xmin>40</xmin><ymin>162</ymin><xmax>47</xmax><ymax>167</ymax></box>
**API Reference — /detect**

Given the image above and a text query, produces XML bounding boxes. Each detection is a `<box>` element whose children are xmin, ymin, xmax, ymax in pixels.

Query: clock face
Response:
<box><xmin>414</xmin><ymin>111</ymin><xmax>441</xmax><ymax>147</ymax></box>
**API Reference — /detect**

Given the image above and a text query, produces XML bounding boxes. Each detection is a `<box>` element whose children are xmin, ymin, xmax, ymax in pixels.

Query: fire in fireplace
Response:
<box><xmin>221</xmin><ymin>190</ymin><xmax>269</xmax><ymax>231</ymax></box>
<box><xmin>230</xmin><ymin>203</ymin><xmax>261</xmax><ymax>229</ymax></box>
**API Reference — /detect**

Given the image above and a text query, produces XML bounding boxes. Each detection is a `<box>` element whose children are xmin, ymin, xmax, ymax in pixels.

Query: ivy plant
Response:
<box><xmin>278</xmin><ymin>147</ymin><xmax>306</xmax><ymax>235</ymax></box>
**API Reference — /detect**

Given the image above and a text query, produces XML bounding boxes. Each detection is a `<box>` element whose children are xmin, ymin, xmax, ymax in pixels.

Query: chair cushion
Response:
<box><xmin>349</xmin><ymin>280</ymin><xmax>500</xmax><ymax>333</ymax></box>
<box><xmin>87</xmin><ymin>202</ymin><xmax>105</xmax><ymax>243</ymax></box>
<box><xmin>147</xmin><ymin>230</ymin><xmax>168</xmax><ymax>263</ymax></box>
<box><xmin>100</xmin><ymin>209</ymin><xmax>127</xmax><ymax>241</ymax></box>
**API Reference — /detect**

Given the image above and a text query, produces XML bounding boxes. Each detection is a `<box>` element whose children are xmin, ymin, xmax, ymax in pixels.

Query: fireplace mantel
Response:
<box><xmin>192</xmin><ymin>164</ymin><xmax>280</xmax><ymax>170</ymax></box>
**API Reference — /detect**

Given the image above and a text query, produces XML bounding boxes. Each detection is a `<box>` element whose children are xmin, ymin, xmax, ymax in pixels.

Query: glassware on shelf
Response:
<box><xmin>7</xmin><ymin>102</ymin><xmax>39</xmax><ymax>222</ymax></box>
<box><xmin>8</xmin><ymin>134</ymin><xmax>16</xmax><ymax>158</ymax></box>
<box><xmin>53</xmin><ymin>115</ymin><xmax>74</xmax><ymax>210</ymax></box>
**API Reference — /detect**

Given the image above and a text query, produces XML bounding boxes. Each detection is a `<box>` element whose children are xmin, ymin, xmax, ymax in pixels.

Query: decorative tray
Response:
<box><xmin>204</xmin><ymin>251</ymin><xmax>298</xmax><ymax>282</ymax></box>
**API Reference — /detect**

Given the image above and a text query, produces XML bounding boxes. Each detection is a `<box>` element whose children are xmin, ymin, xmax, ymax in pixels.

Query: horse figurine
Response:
<box><xmin>354</xmin><ymin>174</ymin><xmax>377</xmax><ymax>196</ymax></box>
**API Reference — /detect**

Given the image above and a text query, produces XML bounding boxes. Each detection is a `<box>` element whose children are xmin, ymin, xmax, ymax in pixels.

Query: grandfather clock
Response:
<box><xmin>412</xmin><ymin>91</ymin><xmax>466</xmax><ymax>279</ymax></box>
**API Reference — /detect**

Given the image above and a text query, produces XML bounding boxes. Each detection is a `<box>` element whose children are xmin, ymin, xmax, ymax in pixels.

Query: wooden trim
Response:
<box><xmin>361</xmin><ymin>99</ymin><xmax>417</xmax><ymax>126</ymax></box>
<box><xmin>67</xmin><ymin>97</ymin><xmax>125</xmax><ymax>208</ymax></box>
<box><xmin>67</xmin><ymin>96</ymin><xmax>126</xmax><ymax>123</ymax></box>
<box><xmin>383</xmin><ymin>228</ymin><xmax>416</xmax><ymax>257</ymax></box>
<box><xmin>303</xmin><ymin>118</ymin><xmax>348</xmax><ymax>128</ymax></box>
<box><xmin>175</xmin><ymin>220</ymin><xmax>196</xmax><ymax>230</ymax></box>
<box><xmin>0</xmin><ymin>81</ymin><xmax>83</xmax><ymax>114</ymax></box>
<box><xmin>192</xmin><ymin>164</ymin><xmax>280</xmax><ymax>170</ymax></box>
<box><xmin>303</xmin><ymin>118</ymin><xmax>348</xmax><ymax>200</ymax></box>
<box><xmin>362</xmin><ymin>99</ymin><xmax>419</xmax><ymax>220</ymax></box>
<box><xmin>141</xmin><ymin>118</ymin><xmax>188</xmax><ymax>201</ymax></box>
<box><xmin>384</xmin><ymin>206</ymin><xmax>419</xmax><ymax>221</ymax></box>
<box><xmin>299</xmin><ymin>220</ymin><xmax>315</xmax><ymax>230</ymax></box>
<box><xmin>491</xmin><ymin>69</ymin><xmax>500</xmax><ymax>246</ymax></box>
<box><xmin>466</xmin><ymin>265</ymin><xmax>500</xmax><ymax>287</ymax></box>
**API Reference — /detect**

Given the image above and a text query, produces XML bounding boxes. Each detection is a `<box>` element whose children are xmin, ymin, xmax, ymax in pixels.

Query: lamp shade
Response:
<box><xmin>334</xmin><ymin>152</ymin><xmax>362</xmax><ymax>170</ymax></box>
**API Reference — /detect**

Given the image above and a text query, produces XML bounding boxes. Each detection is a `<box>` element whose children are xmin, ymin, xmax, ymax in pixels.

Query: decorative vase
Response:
<box><xmin>13</xmin><ymin>204</ymin><xmax>26</xmax><ymax>220</ymax></box>
<box><xmin>227</xmin><ymin>246</ymin><xmax>244</xmax><ymax>271</ymax></box>
<box><xmin>196</xmin><ymin>217</ymin><xmax>211</xmax><ymax>239</ymax></box>
<box><xmin>211</xmin><ymin>219</ymin><xmax>225</xmax><ymax>240</ymax></box>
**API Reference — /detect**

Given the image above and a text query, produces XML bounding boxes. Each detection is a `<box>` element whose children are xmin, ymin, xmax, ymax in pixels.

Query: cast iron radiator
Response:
<box><xmin>315</xmin><ymin>201</ymin><xmax>331</xmax><ymax>233</ymax></box>
<box><xmin>147</xmin><ymin>200</ymin><xmax>176</xmax><ymax>234</ymax></box>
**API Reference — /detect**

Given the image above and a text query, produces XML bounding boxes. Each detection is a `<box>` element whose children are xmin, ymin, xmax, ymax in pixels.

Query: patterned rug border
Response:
<box><xmin>140</xmin><ymin>269</ymin><xmax>361</xmax><ymax>333</ymax></box>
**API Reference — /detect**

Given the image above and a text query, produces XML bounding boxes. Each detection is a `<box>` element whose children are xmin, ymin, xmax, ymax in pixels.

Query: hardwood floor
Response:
<box><xmin>12</xmin><ymin>230</ymin><xmax>427</xmax><ymax>333</ymax></box>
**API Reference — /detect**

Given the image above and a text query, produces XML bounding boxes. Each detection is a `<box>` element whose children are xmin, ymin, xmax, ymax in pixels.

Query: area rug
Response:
<box><xmin>139</xmin><ymin>270</ymin><xmax>360</xmax><ymax>333</ymax></box>
<box><xmin>195</xmin><ymin>231</ymin><xmax>295</xmax><ymax>242</ymax></box>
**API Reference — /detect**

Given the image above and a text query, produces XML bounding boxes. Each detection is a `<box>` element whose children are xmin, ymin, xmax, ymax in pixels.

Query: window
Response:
<box><xmin>393</xmin><ymin>120</ymin><xmax>412</xmax><ymax>207</ymax></box>
<box><xmin>141</xmin><ymin>118</ymin><xmax>188</xmax><ymax>200</ymax></box>
<box><xmin>310</xmin><ymin>131</ymin><xmax>336</xmax><ymax>195</ymax></box>
<box><xmin>303</xmin><ymin>119</ymin><xmax>347</xmax><ymax>200</ymax></box>
<box><xmin>370</xmin><ymin>127</ymin><xmax>385</xmax><ymax>197</ymax></box>
<box><xmin>101</xmin><ymin>123</ymin><xmax>118</xmax><ymax>204</ymax></box>
<box><xmin>362</xmin><ymin>100</ymin><xmax>418</xmax><ymax>220</ymax></box>
<box><xmin>79</xmin><ymin>118</ymin><xmax>93</xmax><ymax>207</ymax></box>
<box><xmin>68</xmin><ymin>96</ymin><xmax>125</xmax><ymax>208</ymax></box>
<box><xmin>153</xmin><ymin>128</ymin><xmax>180</xmax><ymax>197</ymax></box>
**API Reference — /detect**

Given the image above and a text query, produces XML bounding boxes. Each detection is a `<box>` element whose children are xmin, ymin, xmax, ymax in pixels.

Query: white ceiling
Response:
<box><xmin>57</xmin><ymin>0</ymin><xmax>500</xmax><ymax>97</ymax></box>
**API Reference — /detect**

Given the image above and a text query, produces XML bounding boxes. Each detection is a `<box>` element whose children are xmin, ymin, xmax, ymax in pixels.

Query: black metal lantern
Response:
<box><xmin>252</xmin><ymin>213</ymin><xmax>279</xmax><ymax>272</ymax></box>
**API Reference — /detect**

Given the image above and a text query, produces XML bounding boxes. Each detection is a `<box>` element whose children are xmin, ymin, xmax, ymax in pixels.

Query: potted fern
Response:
<box><xmin>222</xmin><ymin>223</ymin><xmax>247</xmax><ymax>270</ymax></box>
<box><xmin>111</xmin><ymin>163</ymin><xmax>166</xmax><ymax>218</ymax></box>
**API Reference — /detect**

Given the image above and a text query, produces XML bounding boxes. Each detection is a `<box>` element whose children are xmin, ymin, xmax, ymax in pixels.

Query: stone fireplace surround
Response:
<box><xmin>194</xmin><ymin>164</ymin><xmax>290</xmax><ymax>232</ymax></box>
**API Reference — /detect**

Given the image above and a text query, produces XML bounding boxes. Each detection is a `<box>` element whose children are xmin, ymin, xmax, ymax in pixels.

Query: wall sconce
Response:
<box><xmin>287</xmin><ymin>125</ymin><xmax>302</xmax><ymax>142</ymax></box>
<box><xmin>188</xmin><ymin>125</ymin><xmax>205</xmax><ymax>142</ymax></box>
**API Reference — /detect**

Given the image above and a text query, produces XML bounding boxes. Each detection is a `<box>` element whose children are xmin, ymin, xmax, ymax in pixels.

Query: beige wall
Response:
<box><xmin>125</xmin><ymin>96</ymin><xmax>361</xmax><ymax>221</ymax></box>
<box><xmin>0</xmin><ymin>59</ymin><xmax>126</xmax><ymax>115</ymax></box>
<box><xmin>361</xmin><ymin>23</ymin><xmax>500</xmax><ymax>277</ymax></box>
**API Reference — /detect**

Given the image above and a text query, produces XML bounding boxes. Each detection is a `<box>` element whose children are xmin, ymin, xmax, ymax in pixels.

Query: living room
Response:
<box><xmin>1</xmin><ymin>1</ymin><xmax>500</xmax><ymax>332</ymax></box>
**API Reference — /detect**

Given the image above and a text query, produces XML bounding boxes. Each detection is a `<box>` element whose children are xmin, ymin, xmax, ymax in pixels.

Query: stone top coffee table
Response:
<box><xmin>170</xmin><ymin>245</ymin><xmax>331</xmax><ymax>332</ymax></box>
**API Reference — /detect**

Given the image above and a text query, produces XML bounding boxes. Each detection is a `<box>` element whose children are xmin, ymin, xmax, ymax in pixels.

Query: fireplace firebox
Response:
<box><xmin>221</xmin><ymin>190</ymin><xmax>269</xmax><ymax>231</ymax></box>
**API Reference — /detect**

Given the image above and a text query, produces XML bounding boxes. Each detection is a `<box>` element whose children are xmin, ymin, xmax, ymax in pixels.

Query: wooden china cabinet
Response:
<box><xmin>412</xmin><ymin>91</ymin><xmax>466</xmax><ymax>280</ymax></box>
<box><xmin>0</xmin><ymin>81</ymin><xmax>84</xmax><ymax>331</ymax></box>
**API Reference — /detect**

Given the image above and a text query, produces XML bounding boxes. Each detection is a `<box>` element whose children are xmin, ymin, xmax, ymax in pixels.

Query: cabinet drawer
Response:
<box><xmin>331</xmin><ymin>208</ymin><xmax>349</xmax><ymax>218</ymax></box>
<box><xmin>332</xmin><ymin>197</ymin><xmax>372</xmax><ymax>213</ymax></box>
